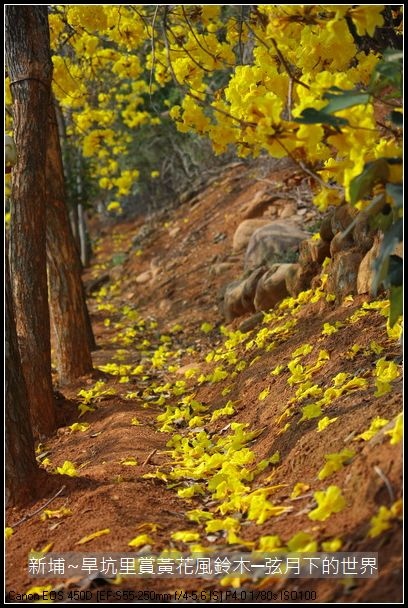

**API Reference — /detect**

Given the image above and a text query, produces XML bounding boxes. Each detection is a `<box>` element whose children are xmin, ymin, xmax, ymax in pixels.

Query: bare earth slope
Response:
<box><xmin>6</xmin><ymin>161</ymin><xmax>402</xmax><ymax>603</ymax></box>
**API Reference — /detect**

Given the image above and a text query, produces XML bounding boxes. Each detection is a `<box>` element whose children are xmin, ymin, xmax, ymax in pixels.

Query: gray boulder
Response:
<box><xmin>244</xmin><ymin>220</ymin><xmax>309</xmax><ymax>272</ymax></box>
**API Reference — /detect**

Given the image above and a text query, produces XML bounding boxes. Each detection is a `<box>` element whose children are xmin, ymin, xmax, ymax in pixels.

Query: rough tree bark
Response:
<box><xmin>5</xmin><ymin>256</ymin><xmax>39</xmax><ymax>507</ymax></box>
<box><xmin>5</xmin><ymin>5</ymin><xmax>56</xmax><ymax>436</ymax></box>
<box><xmin>46</xmin><ymin>100</ymin><xmax>95</xmax><ymax>383</ymax></box>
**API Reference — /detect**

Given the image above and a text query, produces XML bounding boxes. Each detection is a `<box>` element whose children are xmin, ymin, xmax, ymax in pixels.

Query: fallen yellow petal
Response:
<box><xmin>76</xmin><ymin>529</ymin><xmax>110</xmax><ymax>545</ymax></box>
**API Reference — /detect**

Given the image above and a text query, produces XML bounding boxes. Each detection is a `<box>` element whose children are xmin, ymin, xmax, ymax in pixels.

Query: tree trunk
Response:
<box><xmin>5</xmin><ymin>255</ymin><xmax>39</xmax><ymax>507</ymax></box>
<box><xmin>69</xmin><ymin>204</ymin><xmax>81</xmax><ymax>252</ymax></box>
<box><xmin>5</xmin><ymin>5</ymin><xmax>56</xmax><ymax>437</ymax></box>
<box><xmin>78</xmin><ymin>202</ymin><xmax>90</xmax><ymax>267</ymax></box>
<box><xmin>46</xmin><ymin>101</ymin><xmax>95</xmax><ymax>384</ymax></box>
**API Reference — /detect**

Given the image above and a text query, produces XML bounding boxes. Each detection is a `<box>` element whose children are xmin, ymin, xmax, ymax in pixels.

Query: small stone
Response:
<box><xmin>135</xmin><ymin>271</ymin><xmax>152</xmax><ymax>284</ymax></box>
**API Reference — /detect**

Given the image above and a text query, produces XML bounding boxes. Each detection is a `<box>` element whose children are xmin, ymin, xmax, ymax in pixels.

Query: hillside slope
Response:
<box><xmin>6</xmin><ymin>160</ymin><xmax>402</xmax><ymax>603</ymax></box>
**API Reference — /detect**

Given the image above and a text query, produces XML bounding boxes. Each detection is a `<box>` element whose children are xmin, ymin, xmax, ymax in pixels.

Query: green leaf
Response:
<box><xmin>349</xmin><ymin>159</ymin><xmax>389</xmax><ymax>205</ymax></box>
<box><xmin>322</xmin><ymin>87</ymin><xmax>370</xmax><ymax>113</ymax></box>
<box><xmin>293</xmin><ymin>108</ymin><xmax>348</xmax><ymax>127</ymax></box>
<box><xmin>386</xmin><ymin>183</ymin><xmax>403</xmax><ymax>208</ymax></box>
<box><xmin>111</xmin><ymin>252</ymin><xmax>127</xmax><ymax>266</ymax></box>
<box><xmin>369</xmin><ymin>205</ymin><xmax>393</xmax><ymax>232</ymax></box>
<box><xmin>370</xmin><ymin>49</ymin><xmax>403</xmax><ymax>93</ymax></box>
<box><xmin>389</xmin><ymin>285</ymin><xmax>403</xmax><ymax>328</ymax></box>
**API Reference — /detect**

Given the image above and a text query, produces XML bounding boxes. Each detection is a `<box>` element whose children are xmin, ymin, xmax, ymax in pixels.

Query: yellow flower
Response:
<box><xmin>386</xmin><ymin>318</ymin><xmax>402</xmax><ymax>341</ymax></box>
<box><xmin>308</xmin><ymin>486</ymin><xmax>346</xmax><ymax>521</ymax></box>
<box><xmin>55</xmin><ymin>461</ymin><xmax>78</xmax><ymax>477</ymax></box>
<box><xmin>321</xmin><ymin>538</ymin><xmax>343</xmax><ymax>552</ymax></box>
<box><xmin>76</xmin><ymin>529</ymin><xmax>110</xmax><ymax>545</ymax></box>
<box><xmin>211</xmin><ymin>401</ymin><xmax>235</xmax><ymax>422</ymax></box>
<box><xmin>40</xmin><ymin>508</ymin><xmax>72</xmax><ymax>521</ymax></box>
<box><xmin>246</xmin><ymin>494</ymin><xmax>288</xmax><ymax>525</ymax></box>
<box><xmin>270</xmin><ymin>364</ymin><xmax>285</xmax><ymax>376</ymax></box>
<box><xmin>317</xmin><ymin>449</ymin><xmax>355</xmax><ymax>481</ymax></box>
<box><xmin>25</xmin><ymin>586</ymin><xmax>53</xmax><ymax>596</ymax></box>
<box><xmin>287</xmin><ymin>531</ymin><xmax>317</xmax><ymax>553</ymax></box>
<box><xmin>69</xmin><ymin>422</ymin><xmax>89</xmax><ymax>432</ymax></box>
<box><xmin>317</xmin><ymin>416</ymin><xmax>338</xmax><ymax>432</ymax></box>
<box><xmin>322</xmin><ymin>322</ymin><xmax>343</xmax><ymax>336</ymax></box>
<box><xmin>121</xmin><ymin>457</ymin><xmax>138</xmax><ymax>466</ymax></box>
<box><xmin>299</xmin><ymin>403</ymin><xmax>322</xmax><ymax>422</ymax></box>
<box><xmin>128</xmin><ymin>534</ymin><xmax>154</xmax><ymax>547</ymax></box>
<box><xmin>258</xmin><ymin>387</ymin><xmax>270</xmax><ymax>401</ymax></box>
<box><xmin>171</xmin><ymin>530</ymin><xmax>201</xmax><ymax>543</ymax></box>
<box><xmin>374</xmin><ymin>358</ymin><xmax>400</xmax><ymax>396</ymax></box>
<box><xmin>186</xmin><ymin>510</ymin><xmax>214</xmax><ymax>524</ymax></box>
<box><xmin>385</xmin><ymin>413</ymin><xmax>403</xmax><ymax>445</ymax></box>
<box><xmin>292</xmin><ymin>343</ymin><xmax>314</xmax><ymax>358</ymax></box>
<box><xmin>367</xmin><ymin>500</ymin><xmax>402</xmax><ymax>538</ymax></box>
<box><xmin>355</xmin><ymin>417</ymin><xmax>389</xmax><ymax>441</ymax></box>
<box><xmin>258</xmin><ymin>535</ymin><xmax>282</xmax><ymax>551</ymax></box>
<box><xmin>177</xmin><ymin>484</ymin><xmax>205</xmax><ymax>498</ymax></box>
<box><xmin>349</xmin><ymin>6</ymin><xmax>384</xmax><ymax>36</ymax></box>
<box><xmin>290</xmin><ymin>482</ymin><xmax>310</xmax><ymax>499</ymax></box>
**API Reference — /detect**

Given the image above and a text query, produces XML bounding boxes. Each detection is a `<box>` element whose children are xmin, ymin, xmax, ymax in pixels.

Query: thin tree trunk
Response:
<box><xmin>69</xmin><ymin>204</ymin><xmax>81</xmax><ymax>252</ymax></box>
<box><xmin>55</xmin><ymin>101</ymin><xmax>81</xmax><ymax>253</ymax></box>
<box><xmin>46</xmin><ymin>101</ymin><xmax>95</xmax><ymax>384</ymax></box>
<box><xmin>5</xmin><ymin>5</ymin><xmax>56</xmax><ymax>437</ymax></box>
<box><xmin>5</xmin><ymin>255</ymin><xmax>39</xmax><ymax>507</ymax></box>
<box><xmin>78</xmin><ymin>202</ymin><xmax>90</xmax><ymax>267</ymax></box>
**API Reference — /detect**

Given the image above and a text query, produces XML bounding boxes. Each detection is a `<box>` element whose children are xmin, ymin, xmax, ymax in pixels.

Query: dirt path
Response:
<box><xmin>6</xmin><ymin>164</ymin><xmax>403</xmax><ymax>603</ymax></box>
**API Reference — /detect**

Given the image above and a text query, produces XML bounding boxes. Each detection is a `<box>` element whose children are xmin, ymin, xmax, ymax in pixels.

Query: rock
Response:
<box><xmin>352</xmin><ymin>214</ymin><xmax>376</xmax><ymax>254</ymax></box>
<box><xmin>254</xmin><ymin>264</ymin><xmax>293</xmax><ymax>311</ymax></box>
<box><xmin>239</xmin><ymin>312</ymin><xmax>264</xmax><ymax>333</ymax></box>
<box><xmin>326</xmin><ymin>250</ymin><xmax>363</xmax><ymax>301</ymax></box>
<box><xmin>331</xmin><ymin>204</ymin><xmax>358</xmax><ymax>235</ymax></box>
<box><xmin>285</xmin><ymin>261</ymin><xmax>319</xmax><ymax>296</ymax></box>
<box><xmin>232</xmin><ymin>219</ymin><xmax>272</xmax><ymax>252</ymax></box>
<box><xmin>330</xmin><ymin>231</ymin><xmax>354</xmax><ymax>257</ymax></box>
<box><xmin>168</xmin><ymin>226</ymin><xmax>181</xmax><ymax>238</ymax></box>
<box><xmin>223</xmin><ymin>280</ymin><xmax>251</xmax><ymax>321</ymax></box>
<box><xmin>284</xmin><ymin>264</ymin><xmax>301</xmax><ymax>296</ymax></box>
<box><xmin>279</xmin><ymin>201</ymin><xmax>297</xmax><ymax>218</ymax></box>
<box><xmin>319</xmin><ymin>212</ymin><xmax>334</xmax><ymax>242</ymax></box>
<box><xmin>135</xmin><ymin>270</ymin><xmax>152</xmax><ymax>284</ymax></box>
<box><xmin>223</xmin><ymin>267</ymin><xmax>266</xmax><ymax>321</ymax></box>
<box><xmin>244</xmin><ymin>221</ymin><xmax>309</xmax><ymax>272</ymax></box>
<box><xmin>298</xmin><ymin>238</ymin><xmax>331</xmax><ymax>266</ymax></box>
<box><xmin>209</xmin><ymin>262</ymin><xmax>235</xmax><ymax>276</ymax></box>
<box><xmin>132</xmin><ymin>223</ymin><xmax>154</xmax><ymax>248</ymax></box>
<box><xmin>357</xmin><ymin>236</ymin><xmax>381</xmax><ymax>294</ymax></box>
<box><xmin>240</xmin><ymin>190</ymin><xmax>282</xmax><ymax>219</ymax></box>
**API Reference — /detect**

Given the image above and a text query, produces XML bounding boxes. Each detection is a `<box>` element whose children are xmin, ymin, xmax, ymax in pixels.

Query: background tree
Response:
<box><xmin>46</xmin><ymin>99</ymin><xmax>95</xmax><ymax>384</ymax></box>
<box><xmin>6</xmin><ymin>5</ymin><xmax>56</xmax><ymax>436</ymax></box>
